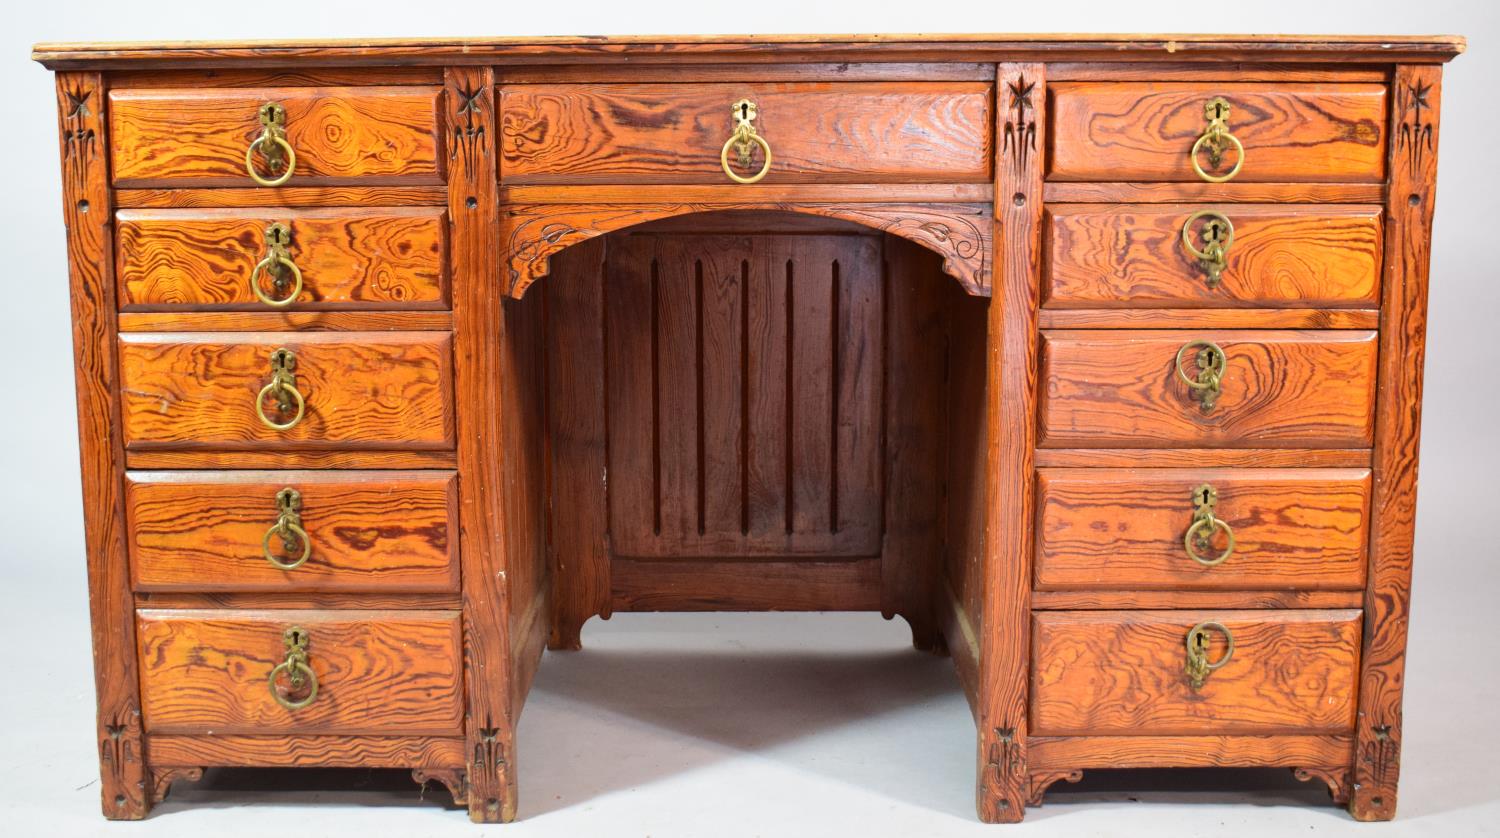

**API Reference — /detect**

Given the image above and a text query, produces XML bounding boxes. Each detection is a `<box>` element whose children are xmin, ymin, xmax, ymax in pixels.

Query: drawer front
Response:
<box><xmin>1044</xmin><ymin>204</ymin><xmax>1383</xmax><ymax>308</ymax></box>
<box><xmin>117</xmin><ymin>208</ymin><xmax>449</xmax><ymax>311</ymax></box>
<box><xmin>1035</xmin><ymin>468</ymin><xmax>1370</xmax><ymax>591</ymax></box>
<box><xmin>1048</xmin><ymin>83</ymin><xmax>1387</xmax><ymax>183</ymax></box>
<box><xmin>127</xmin><ymin>471</ymin><xmax>458</xmax><ymax>592</ymax></box>
<box><xmin>109</xmin><ymin>87</ymin><xmax>445</xmax><ymax>187</ymax></box>
<box><xmin>1031</xmin><ymin>609</ymin><xmax>1361</xmax><ymax>735</ymax></box>
<box><xmin>119</xmin><ymin>332</ymin><xmax>454</xmax><ymax>450</ymax></box>
<box><xmin>137</xmin><ymin>609</ymin><xmax>462</xmax><ymax>734</ymax></box>
<box><xmin>1039</xmin><ymin>330</ymin><xmax>1378</xmax><ymax>448</ymax></box>
<box><xmin>500</xmin><ymin>82</ymin><xmax>992</xmax><ymax>184</ymax></box>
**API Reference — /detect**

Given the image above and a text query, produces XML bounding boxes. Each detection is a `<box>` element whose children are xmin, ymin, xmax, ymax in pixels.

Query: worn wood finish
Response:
<box><xmin>1349</xmin><ymin>63</ymin><xmax>1443</xmax><ymax>823</ymax></box>
<box><xmin>126</xmin><ymin>471</ymin><xmax>458</xmax><ymax>592</ymax></box>
<box><xmin>1029</xmin><ymin>734</ymin><xmax>1355</xmax><ymax>769</ymax></box>
<box><xmin>146</xmin><ymin>734</ymin><xmax>464</xmax><ymax>767</ymax></box>
<box><xmin>116</xmin><ymin>207</ymin><xmax>449</xmax><ymax>310</ymax></box>
<box><xmin>1031</xmin><ymin>609</ymin><xmax>1362</xmax><ymax>735</ymax></box>
<box><xmin>500</xmin><ymin>82</ymin><xmax>991</xmax><ymax>184</ymax></box>
<box><xmin>118</xmin><ymin>331</ymin><xmax>454</xmax><ymax>450</ymax></box>
<box><xmin>1039</xmin><ymin>329</ymin><xmax>1379</xmax><ymax>448</ymax></box>
<box><xmin>1043</xmin><ymin>204</ymin><xmax>1383</xmax><ymax>308</ymax></box>
<box><xmin>1047</xmin><ymin>82</ymin><xmax>1388</xmax><ymax>182</ymax></box>
<box><xmin>109</xmin><ymin>86</ymin><xmax>444</xmax><ymax>186</ymax></box>
<box><xmin>136</xmin><ymin>609</ymin><xmax>463</xmax><ymax>734</ymax></box>
<box><xmin>1035</xmin><ymin>468</ymin><xmax>1370</xmax><ymax>591</ymax></box>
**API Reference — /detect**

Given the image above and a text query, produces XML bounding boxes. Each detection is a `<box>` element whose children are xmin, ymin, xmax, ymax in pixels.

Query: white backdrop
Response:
<box><xmin>2</xmin><ymin>2</ymin><xmax>1496</xmax><ymax>836</ymax></box>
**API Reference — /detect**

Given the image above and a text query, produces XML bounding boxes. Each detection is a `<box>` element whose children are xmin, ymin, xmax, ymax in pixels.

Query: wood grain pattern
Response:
<box><xmin>117</xmin><ymin>207</ymin><xmax>448</xmax><ymax>310</ymax></box>
<box><xmin>117</xmin><ymin>311</ymin><xmax>454</xmax><ymax>332</ymax></box>
<box><xmin>109</xmin><ymin>86</ymin><xmax>444</xmax><ymax>187</ymax></box>
<box><xmin>55</xmin><ymin>70</ymin><xmax>150</xmax><ymax>821</ymax></box>
<box><xmin>500</xmin><ymin>82</ymin><xmax>991</xmax><ymax>184</ymax></box>
<box><xmin>1038</xmin><ymin>329</ymin><xmax>1378</xmax><ymax>448</ymax></box>
<box><xmin>1029</xmin><ymin>734</ymin><xmax>1354</xmax><ymax>769</ymax></box>
<box><xmin>136</xmin><ymin>609</ymin><xmax>463</xmax><ymax>735</ymax></box>
<box><xmin>1034</xmin><ymin>468</ymin><xmax>1370</xmax><ymax>591</ymax></box>
<box><xmin>1043</xmin><ymin>204</ymin><xmax>1382</xmax><ymax>308</ymax></box>
<box><xmin>146</xmin><ymin>734</ymin><xmax>464</xmax><ymax>768</ymax></box>
<box><xmin>137</xmin><ymin>592</ymin><xmax>461</xmax><ymax>611</ymax></box>
<box><xmin>611</xmin><ymin>557</ymin><xmax>881</xmax><ymax>611</ymax></box>
<box><xmin>1031</xmin><ymin>590</ymin><xmax>1363</xmax><ymax>611</ymax></box>
<box><xmin>126</xmin><ymin>470</ymin><xmax>458</xmax><ymax>592</ymax></box>
<box><xmin>1043</xmin><ymin>181</ymin><xmax>1385</xmax><ymax>205</ymax></box>
<box><xmin>502</xmin><ymin>202</ymin><xmax>992</xmax><ymax>298</ymax></box>
<box><xmin>1034</xmin><ymin>447</ymin><xmax>1370</xmax><ymax>469</ymax></box>
<box><xmin>1039</xmin><ymin>308</ymin><xmax>1380</xmax><ymax>330</ymax></box>
<box><xmin>1350</xmin><ymin>63</ymin><xmax>1443</xmax><ymax>823</ymax></box>
<box><xmin>1031</xmin><ymin>609</ymin><xmax>1362</xmax><ymax>735</ymax></box>
<box><xmin>125</xmin><ymin>449</ymin><xmax>457</xmax><ymax>470</ymax></box>
<box><xmin>1048</xmin><ymin>82</ymin><xmax>1387</xmax><ymax>182</ymax></box>
<box><xmin>118</xmin><ymin>331</ymin><xmax>454</xmax><ymax>449</ymax></box>
<box><xmin>116</xmin><ymin>186</ymin><xmax>448</xmax><ymax>208</ymax></box>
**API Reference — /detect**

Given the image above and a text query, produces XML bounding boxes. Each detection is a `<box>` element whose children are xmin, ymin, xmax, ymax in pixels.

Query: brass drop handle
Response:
<box><xmin>1184</xmin><ymin>483</ymin><xmax>1235</xmax><ymax>567</ymax></box>
<box><xmin>268</xmin><ymin>626</ymin><xmax>318</xmax><ymax>710</ymax></box>
<box><xmin>1190</xmin><ymin>97</ymin><xmax>1244</xmax><ymax>183</ymax></box>
<box><xmin>262</xmin><ymin>487</ymin><xmax>311</xmax><ymax>570</ymax></box>
<box><xmin>250</xmin><ymin>223</ymin><xmax>303</xmax><ymax>307</ymax></box>
<box><xmin>1181</xmin><ymin>211</ymin><xmax>1235</xmax><ymax>288</ymax></box>
<box><xmin>245</xmin><ymin>102</ymin><xmax>296</xmax><ymax>187</ymax></box>
<box><xmin>1184</xmin><ymin>620</ymin><xmax>1234</xmax><ymax>690</ymax></box>
<box><xmin>720</xmin><ymin>98</ymin><xmax>772</xmax><ymax>185</ymax></box>
<box><xmin>256</xmin><ymin>348</ymin><xmax>306</xmax><ymax>431</ymax></box>
<box><xmin>1174</xmin><ymin>339</ymin><xmax>1226</xmax><ymax>414</ymax></box>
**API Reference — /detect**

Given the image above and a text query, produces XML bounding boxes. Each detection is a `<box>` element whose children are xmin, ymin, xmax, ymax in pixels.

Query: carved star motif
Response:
<box><xmin>64</xmin><ymin>87</ymin><xmax>92</xmax><ymax>120</ymax></box>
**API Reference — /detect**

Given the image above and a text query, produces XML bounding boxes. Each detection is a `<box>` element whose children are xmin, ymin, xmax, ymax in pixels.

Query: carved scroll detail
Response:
<box><xmin>1027</xmin><ymin>769</ymin><xmax>1083</xmax><ymax>806</ymax></box>
<box><xmin>502</xmin><ymin>202</ymin><xmax>991</xmax><ymax>298</ymax></box>
<box><xmin>412</xmin><ymin>767</ymin><xmax>469</xmax><ymax>805</ymax></box>
<box><xmin>1294</xmin><ymin>766</ymin><xmax>1351</xmax><ymax>805</ymax></box>
<box><xmin>149</xmin><ymin>766</ymin><xmax>204</xmax><ymax>804</ymax></box>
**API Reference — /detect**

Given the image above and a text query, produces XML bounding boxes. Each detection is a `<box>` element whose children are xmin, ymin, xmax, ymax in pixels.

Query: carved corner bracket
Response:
<box><xmin>149</xmin><ymin>766</ymin><xmax>204</xmax><ymax>805</ymax></box>
<box><xmin>412</xmin><ymin>766</ymin><xmax>469</xmax><ymax>806</ymax></box>
<box><xmin>1293</xmin><ymin>766</ymin><xmax>1352</xmax><ymax>805</ymax></box>
<box><xmin>1027</xmin><ymin>769</ymin><xmax>1083</xmax><ymax>807</ymax></box>
<box><xmin>500</xmin><ymin>202</ymin><xmax>992</xmax><ymax>299</ymax></box>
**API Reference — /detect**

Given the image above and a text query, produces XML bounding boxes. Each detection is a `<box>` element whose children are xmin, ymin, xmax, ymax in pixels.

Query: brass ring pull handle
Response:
<box><xmin>1190</xmin><ymin>97</ymin><xmax>1244</xmax><ymax>183</ymax></box>
<box><xmin>1184</xmin><ymin>483</ymin><xmax>1236</xmax><ymax>567</ymax></box>
<box><xmin>262</xmin><ymin>487</ymin><xmax>311</xmax><ymax>570</ymax></box>
<box><xmin>1181</xmin><ymin>211</ymin><xmax>1235</xmax><ymax>288</ymax></box>
<box><xmin>245</xmin><ymin>102</ymin><xmax>296</xmax><ymax>187</ymax></box>
<box><xmin>268</xmin><ymin>626</ymin><xmax>318</xmax><ymax>710</ymax></box>
<box><xmin>250</xmin><ymin>223</ymin><xmax>303</xmax><ymax>307</ymax></box>
<box><xmin>720</xmin><ymin>98</ymin><xmax>772</xmax><ymax>185</ymax></box>
<box><xmin>256</xmin><ymin>348</ymin><xmax>306</xmax><ymax>431</ymax></box>
<box><xmin>1184</xmin><ymin>620</ymin><xmax>1235</xmax><ymax>690</ymax></box>
<box><xmin>1174</xmin><ymin>339</ymin><xmax>1226</xmax><ymax>414</ymax></box>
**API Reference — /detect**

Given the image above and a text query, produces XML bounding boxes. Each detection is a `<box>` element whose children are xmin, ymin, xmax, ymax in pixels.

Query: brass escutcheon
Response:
<box><xmin>1190</xmin><ymin>97</ymin><xmax>1244</xmax><ymax>183</ymax></box>
<box><xmin>1181</xmin><ymin>210</ymin><xmax>1235</xmax><ymax>288</ymax></box>
<box><xmin>1184</xmin><ymin>483</ymin><xmax>1236</xmax><ymax>567</ymax></box>
<box><xmin>720</xmin><ymin>98</ymin><xmax>772</xmax><ymax>184</ymax></box>
<box><xmin>1174</xmin><ymin>339</ymin><xmax>1227</xmax><ymax>414</ymax></box>
<box><xmin>262</xmin><ymin>487</ymin><xmax>311</xmax><ymax>570</ymax></box>
<box><xmin>250</xmin><ymin>222</ymin><xmax>303</xmax><ymax>307</ymax></box>
<box><xmin>268</xmin><ymin>626</ymin><xmax>318</xmax><ymax>710</ymax></box>
<box><xmin>245</xmin><ymin>102</ymin><xmax>296</xmax><ymax>187</ymax></box>
<box><xmin>256</xmin><ymin>347</ymin><xmax>306</xmax><ymax>431</ymax></box>
<box><xmin>1184</xmin><ymin>620</ymin><xmax>1235</xmax><ymax>690</ymax></box>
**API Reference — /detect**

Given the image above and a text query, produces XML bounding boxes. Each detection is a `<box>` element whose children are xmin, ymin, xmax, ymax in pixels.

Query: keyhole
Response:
<box><xmin>1200</xmin><ymin>488</ymin><xmax>1211</xmax><ymax>506</ymax></box>
<box><xmin>1211</xmin><ymin>101</ymin><xmax>1227</xmax><ymax>120</ymax></box>
<box><xmin>740</xmin><ymin>102</ymin><xmax>750</xmax><ymax>122</ymax></box>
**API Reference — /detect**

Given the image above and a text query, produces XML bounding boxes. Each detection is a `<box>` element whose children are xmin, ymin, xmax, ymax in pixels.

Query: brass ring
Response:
<box><xmin>256</xmin><ymin>380</ymin><xmax>305</xmax><ymax>431</ymax></box>
<box><xmin>245</xmin><ymin>134</ymin><xmax>296</xmax><ymax>187</ymax></box>
<box><xmin>1180</xmin><ymin>210</ymin><xmax>1235</xmax><ymax>262</ymax></box>
<box><xmin>720</xmin><ymin>131</ymin><xmax>772</xmax><ymax>185</ymax></box>
<box><xmin>1186</xmin><ymin>621</ymin><xmax>1234</xmax><ymax>670</ymax></box>
<box><xmin>268</xmin><ymin>659</ymin><xmax>318</xmax><ymax>710</ymax></box>
<box><xmin>1184</xmin><ymin>516</ymin><xmax>1236</xmax><ymax>567</ymax></box>
<box><xmin>250</xmin><ymin>254</ymin><xmax>303</xmax><ymax>308</ymax></box>
<box><xmin>1190</xmin><ymin>130</ymin><xmax>1244</xmax><ymax>183</ymax></box>
<box><xmin>262</xmin><ymin>520</ymin><xmax>311</xmax><ymax>570</ymax></box>
<box><xmin>1174</xmin><ymin>340</ymin><xmax>1226</xmax><ymax>391</ymax></box>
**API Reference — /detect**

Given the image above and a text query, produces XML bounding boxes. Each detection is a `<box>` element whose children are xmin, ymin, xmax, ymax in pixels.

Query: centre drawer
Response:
<box><xmin>126</xmin><ymin>471</ymin><xmax>458</xmax><ymax>593</ymax></box>
<box><xmin>136</xmin><ymin>609</ymin><xmax>463</xmax><ymax>735</ymax></box>
<box><xmin>498</xmin><ymin>82</ymin><xmax>993</xmax><ymax>184</ymax></box>
<box><xmin>1031</xmin><ymin>609</ymin><xmax>1362</xmax><ymax>736</ymax></box>
<box><xmin>118</xmin><ymin>332</ymin><xmax>454</xmax><ymax>450</ymax></box>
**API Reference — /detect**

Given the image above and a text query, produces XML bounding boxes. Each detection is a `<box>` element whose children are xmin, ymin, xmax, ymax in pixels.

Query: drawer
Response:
<box><xmin>1038</xmin><ymin>330</ymin><xmax>1378</xmax><ymax>448</ymax></box>
<box><xmin>499</xmin><ymin>82</ymin><xmax>992</xmax><ymax>184</ymax></box>
<box><xmin>1048</xmin><ymin>82</ymin><xmax>1387</xmax><ymax>182</ymax></box>
<box><xmin>1035</xmin><ymin>468</ymin><xmax>1370</xmax><ymax>591</ymax></box>
<box><xmin>127</xmin><ymin>471</ymin><xmax>458</xmax><ymax>593</ymax></box>
<box><xmin>117</xmin><ymin>208</ymin><xmax>449</xmax><ymax>311</ymax></box>
<box><xmin>109</xmin><ymin>86</ymin><xmax>445</xmax><ymax>187</ymax></box>
<box><xmin>1043</xmin><ymin>204</ymin><xmax>1383</xmax><ymax>308</ymax></box>
<box><xmin>1031</xmin><ymin>609</ymin><xmax>1361</xmax><ymax>735</ymax></box>
<box><xmin>118</xmin><ymin>332</ymin><xmax>454</xmax><ymax>450</ymax></box>
<box><xmin>137</xmin><ymin>609</ymin><xmax>462</xmax><ymax>734</ymax></box>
